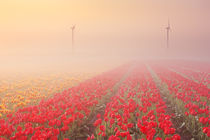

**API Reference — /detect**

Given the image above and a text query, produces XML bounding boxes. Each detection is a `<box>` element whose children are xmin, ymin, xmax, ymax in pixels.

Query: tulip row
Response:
<box><xmin>168</xmin><ymin>65</ymin><xmax>209</xmax><ymax>87</ymax></box>
<box><xmin>90</xmin><ymin>64</ymin><xmax>180</xmax><ymax>140</ymax></box>
<box><xmin>0</xmin><ymin>73</ymin><xmax>92</xmax><ymax>117</ymax></box>
<box><xmin>150</xmin><ymin>64</ymin><xmax>210</xmax><ymax>139</ymax></box>
<box><xmin>0</xmin><ymin>64</ymin><xmax>131</xmax><ymax>139</ymax></box>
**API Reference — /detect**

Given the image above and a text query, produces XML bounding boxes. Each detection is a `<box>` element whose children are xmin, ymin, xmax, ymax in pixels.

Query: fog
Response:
<box><xmin>0</xmin><ymin>0</ymin><xmax>210</xmax><ymax>75</ymax></box>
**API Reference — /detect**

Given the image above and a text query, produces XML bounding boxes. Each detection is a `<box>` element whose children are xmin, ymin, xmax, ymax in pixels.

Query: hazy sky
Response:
<box><xmin>0</xmin><ymin>0</ymin><xmax>209</xmax><ymax>73</ymax></box>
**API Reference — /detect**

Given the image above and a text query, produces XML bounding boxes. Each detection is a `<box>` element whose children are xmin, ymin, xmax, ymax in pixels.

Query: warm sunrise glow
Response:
<box><xmin>0</xmin><ymin>0</ymin><xmax>209</xmax><ymax>73</ymax></box>
<box><xmin>0</xmin><ymin>1</ymin><xmax>209</xmax><ymax>140</ymax></box>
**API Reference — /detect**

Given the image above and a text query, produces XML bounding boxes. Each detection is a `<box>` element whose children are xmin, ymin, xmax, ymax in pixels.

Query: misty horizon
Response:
<box><xmin>0</xmin><ymin>0</ymin><xmax>210</xmax><ymax>74</ymax></box>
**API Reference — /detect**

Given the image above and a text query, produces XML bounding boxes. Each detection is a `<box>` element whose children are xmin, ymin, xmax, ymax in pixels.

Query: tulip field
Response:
<box><xmin>0</xmin><ymin>61</ymin><xmax>209</xmax><ymax>140</ymax></box>
<box><xmin>0</xmin><ymin>73</ymin><xmax>92</xmax><ymax>117</ymax></box>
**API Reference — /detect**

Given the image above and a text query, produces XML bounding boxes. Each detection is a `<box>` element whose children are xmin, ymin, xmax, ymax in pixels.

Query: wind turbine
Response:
<box><xmin>71</xmin><ymin>25</ymin><xmax>76</xmax><ymax>53</ymax></box>
<box><xmin>166</xmin><ymin>20</ymin><xmax>171</xmax><ymax>48</ymax></box>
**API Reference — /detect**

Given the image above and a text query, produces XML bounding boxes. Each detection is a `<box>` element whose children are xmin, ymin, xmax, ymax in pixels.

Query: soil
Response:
<box><xmin>146</xmin><ymin>64</ymin><xmax>194</xmax><ymax>140</ymax></box>
<box><xmin>70</xmin><ymin>65</ymin><xmax>135</xmax><ymax>140</ymax></box>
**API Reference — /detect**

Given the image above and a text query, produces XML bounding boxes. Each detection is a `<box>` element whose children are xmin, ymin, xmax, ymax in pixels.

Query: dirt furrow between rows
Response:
<box><xmin>75</xmin><ymin>65</ymin><xmax>136</xmax><ymax>140</ymax></box>
<box><xmin>146</xmin><ymin>64</ymin><xmax>194</xmax><ymax>140</ymax></box>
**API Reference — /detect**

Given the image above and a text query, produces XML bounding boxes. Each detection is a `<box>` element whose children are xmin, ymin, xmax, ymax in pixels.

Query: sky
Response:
<box><xmin>0</xmin><ymin>0</ymin><xmax>210</xmax><ymax>73</ymax></box>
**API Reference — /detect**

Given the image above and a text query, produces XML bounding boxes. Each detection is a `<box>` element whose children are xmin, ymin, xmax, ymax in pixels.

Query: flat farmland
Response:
<box><xmin>0</xmin><ymin>61</ymin><xmax>209</xmax><ymax>140</ymax></box>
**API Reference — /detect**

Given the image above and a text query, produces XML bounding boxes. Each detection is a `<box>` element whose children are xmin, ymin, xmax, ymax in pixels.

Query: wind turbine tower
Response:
<box><xmin>166</xmin><ymin>20</ymin><xmax>171</xmax><ymax>48</ymax></box>
<box><xmin>71</xmin><ymin>25</ymin><xmax>76</xmax><ymax>53</ymax></box>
